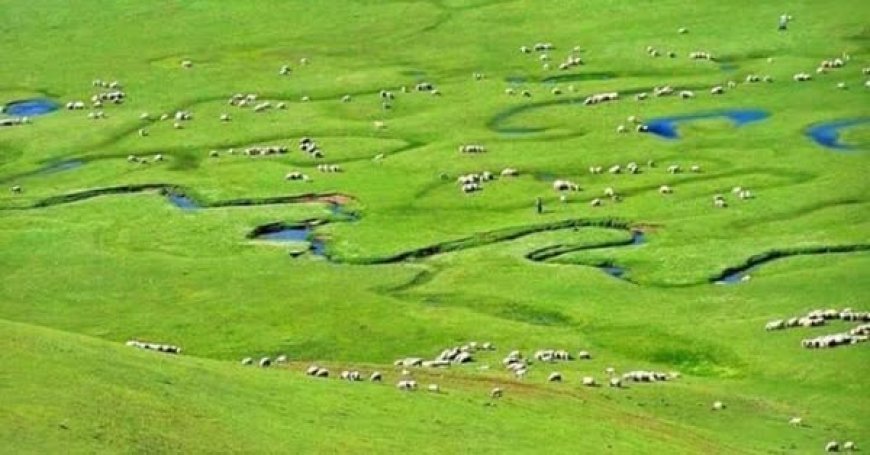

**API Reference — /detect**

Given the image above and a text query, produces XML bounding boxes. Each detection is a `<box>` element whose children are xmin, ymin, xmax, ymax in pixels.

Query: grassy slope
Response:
<box><xmin>1</xmin><ymin>0</ymin><xmax>869</xmax><ymax>452</ymax></box>
<box><xmin>0</xmin><ymin>318</ymin><xmax>762</xmax><ymax>454</ymax></box>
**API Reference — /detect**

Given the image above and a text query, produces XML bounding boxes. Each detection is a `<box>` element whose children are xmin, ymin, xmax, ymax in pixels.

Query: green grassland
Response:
<box><xmin>1</xmin><ymin>0</ymin><xmax>869</xmax><ymax>453</ymax></box>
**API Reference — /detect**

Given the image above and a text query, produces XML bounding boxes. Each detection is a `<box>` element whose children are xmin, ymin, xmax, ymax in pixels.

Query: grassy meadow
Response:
<box><xmin>1</xmin><ymin>0</ymin><xmax>869</xmax><ymax>453</ymax></box>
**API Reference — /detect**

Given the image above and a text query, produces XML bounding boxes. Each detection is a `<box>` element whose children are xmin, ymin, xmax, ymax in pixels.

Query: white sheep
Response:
<box><xmin>397</xmin><ymin>380</ymin><xmax>418</xmax><ymax>391</ymax></box>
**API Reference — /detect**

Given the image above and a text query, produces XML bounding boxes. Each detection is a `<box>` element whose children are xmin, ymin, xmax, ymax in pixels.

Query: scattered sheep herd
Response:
<box><xmin>234</xmin><ymin>341</ymin><xmax>687</xmax><ymax>397</ymax></box>
<box><xmin>5</xmin><ymin>24</ymin><xmax>868</xmax><ymax>452</ymax></box>
<box><xmin>765</xmin><ymin>308</ymin><xmax>870</xmax><ymax>349</ymax></box>
<box><xmin>124</xmin><ymin>334</ymin><xmax>860</xmax><ymax>451</ymax></box>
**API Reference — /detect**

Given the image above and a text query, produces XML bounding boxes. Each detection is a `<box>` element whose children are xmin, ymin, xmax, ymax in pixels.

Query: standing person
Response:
<box><xmin>535</xmin><ymin>197</ymin><xmax>543</xmax><ymax>214</ymax></box>
<box><xmin>778</xmin><ymin>13</ymin><xmax>789</xmax><ymax>31</ymax></box>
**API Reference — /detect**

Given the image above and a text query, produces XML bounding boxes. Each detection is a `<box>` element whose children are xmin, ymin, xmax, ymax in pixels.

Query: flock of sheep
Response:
<box><xmin>3</xmin><ymin>22</ymin><xmax>867</xmax><ymax>452</ymax></box>
<box><xmin>765</xmin><ymin>308</ymin><xmax>870</xmax><ymax>349</ymax></box>
<box><xmin>236</xmin><ymin>340</ymin><xmax>685</xmax><ymax>396</ymax></box>
<box><xmin>125</xmin><ymin>339</ymin><xmax>182</xmax><ymax>354</ymax></box>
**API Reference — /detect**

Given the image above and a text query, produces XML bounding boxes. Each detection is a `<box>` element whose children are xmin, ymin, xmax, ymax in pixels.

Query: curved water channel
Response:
<box><xmin>11</xmin><ymin>184</ymin><xmax>867</xmax><ymax>286</ymax></box>
<box><xmin>805</xmin><ymin>118</ymin><xmax>870</xmax><ymax>150</ymax></box>
<box><xmin>644</xmin><ymin>109</ymin><xmax>770</xmax><ymax>139</ymax></box>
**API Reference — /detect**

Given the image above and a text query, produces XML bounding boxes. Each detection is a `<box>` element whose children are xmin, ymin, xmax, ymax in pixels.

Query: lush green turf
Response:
<box><xmin>1</xmin><ymin>0</ymin><xmax>869</xmax><ymax>452</ymax></box>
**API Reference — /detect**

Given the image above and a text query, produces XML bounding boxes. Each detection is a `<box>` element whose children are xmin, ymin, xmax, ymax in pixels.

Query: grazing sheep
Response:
<box><xmin>521</xmin><ymin>90</ymin><xmax>532</xmax><ymax>97</ymax></box>
<box><xmin>427</xmin><ymin>384</ymin><xmax>440</xmax><ymax>393</ymax></box>
<box><xmin>577</xmin><ymin>351</ymin><xmax>591</xmax><ymax>360</ymax></box>
<box><xmin>241</xmin><ymin>357</ymin><xmax>253</xmax><ymax>366</ymax></box>
<box><xmin>10</xmin><ymin>185</ymin><xmax>22</xmax><ymax>194</ymax></box>
<box><xmin>678</xmin><ymin>27</ymin><xmax>688</xmax><ymax>34</ymax></box>
<box><xmin>582</xmin><ymin>377</ymin><xmax>596</xmax><ymax>387</ymax></box>
<box><xmin>825</xmin><ymin>441</ymin><xmax>839</xmax><ymax>452</ymax></box>
<box><xmin>844</xmin><ymin>441</ymin><xmax>855</xmax><ymax>451</ymax></box>
<box><xmin>604</xmin><ymin>187</ymin><xmax>616</xmax><ymax>197</ymax></box>
<box><xmin>315</xmin><ymin>368</ymin><xmax>329</xmax><ymax>378</ymax></box>
<box><xmin>609</xmin><ymin>377</ymin><xmax>622</xmax><ymax>388</ymax></box>
<box><xmin>679</xmin><ymin>90</ymin><xmax>695</xmax><ymax>99</ymax></box>
<box><xmin>153</xmin><ymin>154</ymin><xmax>164</xmax><ymax>162</ymax></box>
<box><xmin>259</xmin><ymin>357</ymin><xmax>272</xmax><ymax>367</ymax></box>
<box><xmin>659</xmin><ymin>185</ymin><xmax>673</xmax><ymax>195</ymax></box>
<box><xmin>711</xmin><ymin>86</ymin><xmax>724</xmax><ymax>94</ymax></box>
<box><xmin>500</xmin><ymin>168</ymin><xmax>519</xmax><ymax>177</ymax></box>
<box><xmin>553</xmin><ymin>180</ymin><xmax>579</xmax><ymax>191</ymax></box>
<box><xmin>370</xmin><ymin>371</ymin><xmax>383</xmax><ymax>382</ymax></box>
<box><xmin>490</xmin><ymin>387</ymin><xmax>504</xmax><ymax>398</ymax></box>
<box><xmin>617</xmin><ymin>124</ymin><xmax>627</xmax><ymax>133</ymax></box>
<box><xmin>275</xmin><ymin>355</ymin><xmax>288</xmax><ymax>363</ymax></box>
<box><xmin>636</xmin><ymin>124</ymin><xmax>649</xmax><ymax>133</ymax></box>
<box><xmin>667</xmin><ymin>165</ymin><xmax>681</xmax><ymax>174</ymax></box>
<box><xmin>793</xmin><ymin>73</ymin><xmax>812</xmax><ymax>82</ymax></box>
<box><xmin>690</xmin><ymin>165</ymin><xmax>701</xmax><ymax>173</ymax></box>
<box><xmin>635</xmin><ymin>93</ymin><xmax>648</xmax><ymax>101</ymax></box>
<box><xmin>396</xmin><ymin>380</ymin><xmax>418</xmax><ymax>391</ymax></box>
<box><xmin>788</xmin><ymin>417</ymin><xmax>802</xmax><ymax>426</ymax></box>
<box><xmin>181</xmin><ymin>60</ymin><xmax>193</xmax><ymax>68</ymax></box>
<box><xmin>653</xmin><ymin>86</ymin><xmax>674</xmax><ymax>97</ymax></box>
<box><xmin>505</xmin><ymin>88</ymin><xmax>516</xmax><ymax>96</ymax></box>
<box><xmin>548</xmin><ymin>372</ymin><xmax>562</xmax><ymax>382</ymax></box>
<box><xmin>837</xmin><ymin>82</ymin><xmax>847</xmax><ymax>90</ymax></box>
<box><xmin>590</xmin><ymin>198</ymin><xmax>603</xmax><ymax>207</ymax></box>
<box><xmin>341</xmin><ymin>95</ymin><xmax>352</xmax><ymax>103</ymax></box>
<box><xmin>712</xmin><ymin>401</ymin><xmax>725</xmax><ymax>411</ymax></box>
<box><xmin>738</xmin><ymin>190</ymin><xmax>753</xmax><ymax>200</ymax></box>
<box><xmin>138</xmin><ymin>129</ymin><xmax>148</xmax><ymax>137</ymax></box>
<box><xmin>765</xmin><ymin>320</ymin><xmax>785</xmax><ymax>331</ymax></box>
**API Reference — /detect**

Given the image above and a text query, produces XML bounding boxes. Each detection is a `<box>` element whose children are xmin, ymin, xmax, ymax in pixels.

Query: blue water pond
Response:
<box><xmin>3</xmin><ymin>98</ymin><xmax>60</xmax><ymax>117</ymax></box>
<box><xmin>255</xmin><ymin>225</ymin><xmax>325</xmax><ymax>256</ymax></box>
<box><xmin>645</xmin><ymin>109</ymin><xmax>770</xmax><ymax>139</ymax></box>
<box><xmin>167</xmin><ymin>194</ymin><xmax>199</xmax><ymax>210</ymax></box>
<box><xmin>806</xmin><ymin>118</ymin><xmax>870</xmax><ymax>150</ymax></box>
